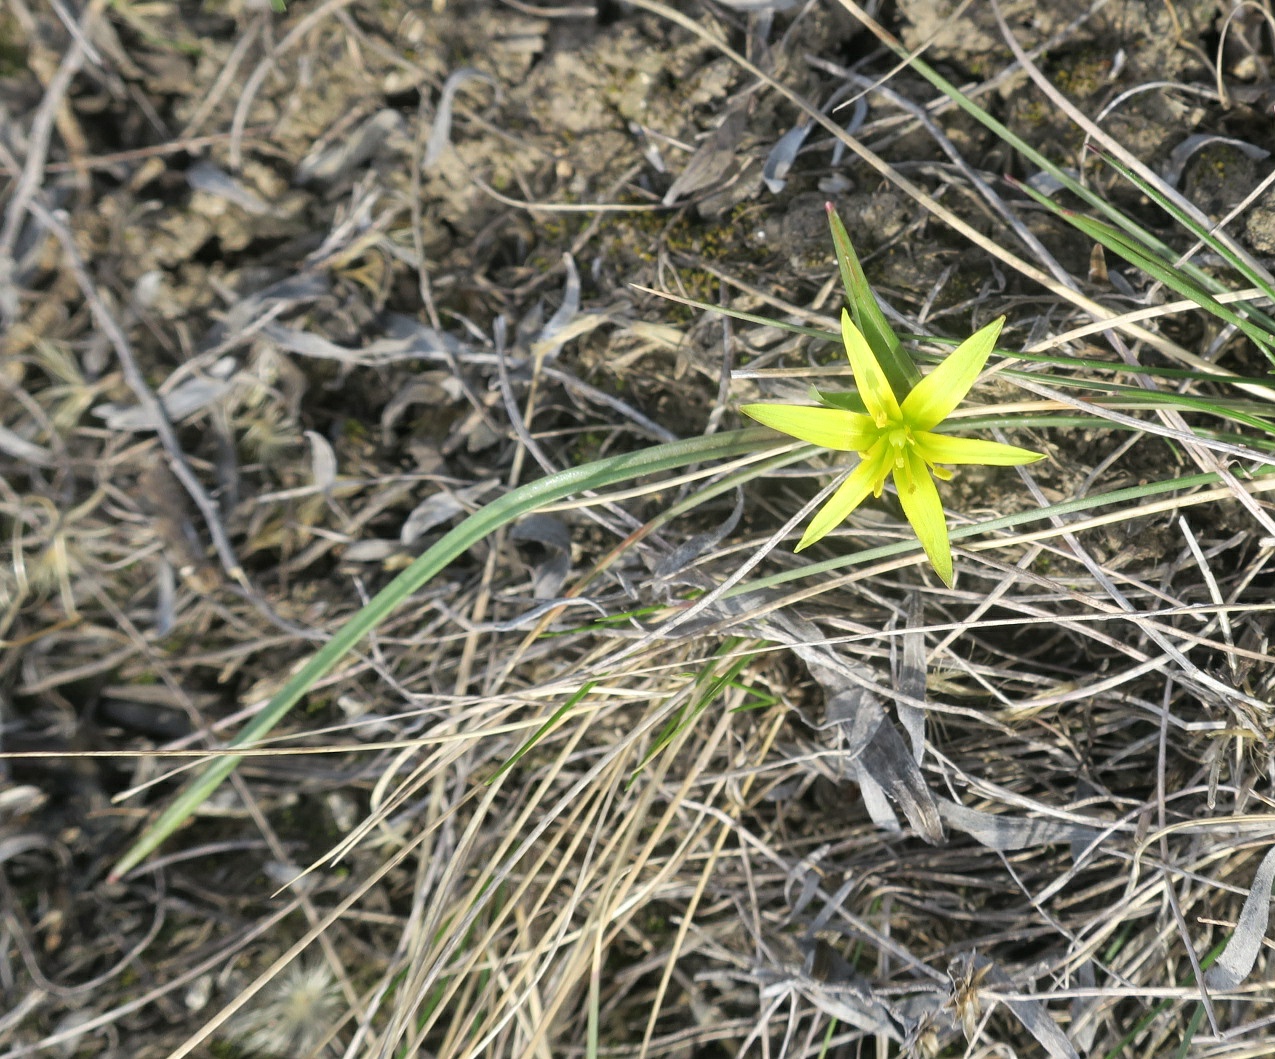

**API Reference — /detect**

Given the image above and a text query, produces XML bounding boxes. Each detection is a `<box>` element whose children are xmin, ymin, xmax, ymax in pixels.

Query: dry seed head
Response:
<box><xmin>225</xmin><ymin>959</ymin><xmax>343</xmax><ymax>1058</ymax></box>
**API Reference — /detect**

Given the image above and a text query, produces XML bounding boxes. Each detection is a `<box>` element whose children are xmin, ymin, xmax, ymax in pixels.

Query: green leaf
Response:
<box><xmin>488</xmin><ymin>682</ymin><xmax>596</xmax><ymax>784</ymax></box>
<box><xmin>1069</xmin><ymin>213</ymin><xmax>1275</xmax><ymax>362</ymax></box>
<box><xmin>827</xmin><ymin>204</ymin><xmax>921</xmax><ymax>399</ymax></box>
<box><xmin>109</xmin><ymin>427</ymin><xmax>776</xmax><ymax>880</ymax></box>
<box><xmin>811</xmin><ymin>387</ymin><xmax>869</xmax><ymax>414</ymax></box>
<box><xmin>1090</xmin><ymin>147</ymin><xmax>1275</xmax><ymax>329</ymax></box>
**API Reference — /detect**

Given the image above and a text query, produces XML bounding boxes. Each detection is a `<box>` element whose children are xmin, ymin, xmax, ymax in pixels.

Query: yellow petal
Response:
<box><xmin>894</xmin><ymin>447</ymin><xmax>953</xmax><ymax>586</ymax></box>
<box><xmin>913</xmin><ymin>432</ymin><xmax>1046</xmax><ymax>467</ymax></box>
<box><xmin>902</xmin><ymin>316</ymin><xmax>1004</xmax><ymax>431</ymax></box>
<box><xmin>842</xmin><ymin>310</ymin><xmax>902</xmax><ymax>428</ymax></box>
<box><xmin>795</xmin><ymin>440</ymin><xmax>891</xmax><ymax>551</ymax></box>
<box><xmin>740</xmin><ymin>403</ymin><xmax>878</xmax><ymax>451</ymax></box>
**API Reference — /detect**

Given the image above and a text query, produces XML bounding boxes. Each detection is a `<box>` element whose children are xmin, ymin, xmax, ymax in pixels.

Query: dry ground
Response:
<box><xmin>3</xmin><ymin>1</ymin><xmax>1275</xmax><ymax>1057</ymax></box>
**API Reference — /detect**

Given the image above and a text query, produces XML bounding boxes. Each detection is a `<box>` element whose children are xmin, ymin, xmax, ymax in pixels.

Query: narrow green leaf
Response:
<box><xmin>811</xmin><ymin>387</ymin><xmax>869</xmax><ymax>414</ymax></box>
<box><xmin>1015</xmin><ymin>166</ymin><xmax>1275</xmax><ymax>358</ymax></box>
<box><xmin>891</xmin><ymin>44</ymin><xmax>1222</xmax><ymax>290</ymax></box>
<box><xmin>110</xmin><ymin>428</ymin><xmax>775</xmax><ymax>879</ymax></box>
<box><xmin>757</xmin><ymin>464</ymin><xmax>1275</xmax><ymax>593</ymax></box>
<box><xmin>1070</xmin><ymin>213</ymin><xmax>1275</xmax><ymax>361</ymax></box>
<box><xmin>827</xmin><ymin>204</ymin><xmax>920</xmax><ymax>398</ymax></box>
<box><xmin>488</xmin><ymin>682</ymin><xmax>596</xmax><ymax>784</ymax></box>
<box><xmin>630</xmin><ymin>643</ymin><xmax>752</xmax><ymax>782</ymax></box>
<box><xmin>1090</xmin><ymin>147</ymin><xmax>1275</xmax><ymax>326</ymax></box>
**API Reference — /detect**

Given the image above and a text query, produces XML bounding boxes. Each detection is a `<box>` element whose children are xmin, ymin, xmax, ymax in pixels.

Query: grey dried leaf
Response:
<box><xmin>425</xmin><ymin>68</ymin><xmax>500</xmax><ymax>169</ymax></box>
<box><xmin>1070</xmin><ymin>959</ymin><xmax>1099</xmax><ymax>1052</ymax></box>
<box><xmin>821</xmin><ymin>686</ymin><xmax>886</xmax><ymax>760</ymax></box>
<box><xmin>857</xmin><ymin>771</ymin><xmax>901</xmax><ymax>833</ymax></box>
<box><xmin>0</xmin><ymin>784</ymin><xmax>47</xmax><ymax>820</ymax></box>
<box><xmin>896</xmin><ymin>591</ymin><xmax>927</xmax><ymax>762</ymax></box>
<box><xmin>967</xmin><ymin>955</ymin><xmax>1080</xmax><ymax>1059</ymax></box>
<box><xmin>509</xmin><ymin>513</ymin><xmax>571</xmax><ymax>553</ymax></box>
<box><xmin>0</xmin><ymin>832</ymin><xmax>60</xmax><ymax>867</ymax></box>
<box><xmin>341</xmin><ymin>539</ymin><xmax>400</xmax><ymax>563</ymax></box>
<box><xmin>662</xmin><ymin>103</ymin><xmax>748</xmax><ymax>206</ymax></box>
<box><xmin>209</xmin><ymin>274</ymin><xmax>330</xmax><ymax>348</ymax></box>
<box><xmin>828</xmin><ymin>94</ymin><xmax>868</xmax><ymax>169</ymax></box>
<box><xmin>1024</xmin><ymin>169</ymin><xmax>1080</xmax><ymax>198</ymax></box>
<box><xmin>376</xmin><ymin>315</ymin><xmax>471</xmax><ymax>358</ymax></box>
<box><xmin>763</xmin><ymin>120</ymin><xmax>812</xmax><ymax>194</ymax></box>
<box><xmin>938</xmin><ymin>800</ymin><xmax>1104</xmax><ymax>851</ymax></box>
<box><xmin>380</xmin><ymin>374</ymin><xmax>466</xmax><ymax>442</ymax></box>
<box><xmin>791</xmin><ymin>983</ymin><xmax>900</xmax><ymax>1039</ymax></box>
<box><xmin>296</xmin><ymin>109</ymin><xmax>407</xmax><ymax>184</ymax></box>
<box><xmin>510</xmin><ymin>514</ymin><xmax>572</xmax><ymax>599</ymax></box>
<box><xmin>186</xmin><ymin>159</ymin><xmax>274</xmax><ymax>216</ymax></box>
<box><xmin>858</xmin><ymin>719</ymin><xmax>945</xmax><ymax>844</ymax></box>
<box><xmin>784</xmin><ymin>844</ymin><xmax>830</xmax><ymax>918</ymax></box>
<box><xmin>758</xmin><ymin>978</ymin><xmax>901</xmax><ymax>1042</ymax></box>
<box><xmin>653</xmin><ymin>488</ymin><xmax>744</xmax><ymax>580</ymax></box>
<box><xmin>759</xmin><ymin>939</ymin><xmax>902</xmax><ymax>1040</ymax></box>
<box><xmin>713</xmin><ymin>0</ymin><xmax>802</xmax><ymax>9</ymax></box>
<box><xmin>481</xmin><ymin>596</ymin><xmax>608</xmax><ymax>632</ymax></box>
<box><xmin>95</xmin><ymin>357</ymin><xmax>237</xmax><ymax>430</ymax></box>
<box><xmin>533</xmin><ymin>253</ymin><xmax>580</xmax><ymax>359</ymax></box>
<box><xmin>400</xmin><ymin>481</ymin><xmax>497</xmax><ymax>544</ymax></box>
<box><xmin>629</xmin><ymin>120</ymin><xmax>667</xmax><ymax>173</ymax></box>
<box><xmin>0</xmin><ymin>422</ymin><xmax>53</xmax><ymax>466</ymax></box>
<box><xmin>263</xmin><ymin>323</ymin><xmax>373</xmax><ymax>365</ymax></box>
<box><xmin>155</xmin><ymin>557</ymin><xmax>176</xmax><ymax>636</ymax></box>
<box><xmin>1163</xmin><ymin>133</ymin><xmax>1270</xmax><ymax>188</ymax></box>
<box><xmin>1205</xmin><ymin>842</ymin><xmax>1275</xmax><ymax>990</ymax></box>
<box><xmin>801</xmin><ymin>640</ymin><xmax>940</xmax><ymax>841</ymax></box>
<box><xmin>305</xmin><ymin>430</ymin><xmax>337</xmax><ymax>493</ymax></box>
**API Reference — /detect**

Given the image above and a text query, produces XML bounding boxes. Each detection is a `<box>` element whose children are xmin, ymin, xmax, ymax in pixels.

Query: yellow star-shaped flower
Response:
<box><xmin>742</xmin><ymin>311</ymin><xmax>1046</xmax><ymax>586</ymax></box>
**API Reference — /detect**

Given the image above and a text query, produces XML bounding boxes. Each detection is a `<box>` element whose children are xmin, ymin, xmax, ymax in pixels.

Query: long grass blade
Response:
<box><xmin>110</xmin><ymin>428</ymin><xmax>776</xmax><ymax>879</ymax></box>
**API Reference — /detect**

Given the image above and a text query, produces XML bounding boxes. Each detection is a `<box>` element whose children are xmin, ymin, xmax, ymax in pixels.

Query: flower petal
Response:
<box><xmin>741</xmin><ymin>403</ymin><xmax>877</xmax><ymax>451</ymax></box>
<box><xmin>894</xmin><ymin>447</ymin><xmax>953</xmax><ymax>586</ymax></box>
<box><xmin>902</xmin><ymin>316</ymin><xmax>1004</xmax><ymax>431</ymax></box>
<box><xmin>842</xmin><ymin>310</ymin><xmax>902</xmax><ymax>428</ymax></box>
<box><xmin>913</xmin><ymin>432</ymin><xmax>1046</xmax><ymax>467</ymax></box>
<box><xmin>795</xmin><ymin>440</ymin><xmax>891</xmax><ymax>551</ymax></box>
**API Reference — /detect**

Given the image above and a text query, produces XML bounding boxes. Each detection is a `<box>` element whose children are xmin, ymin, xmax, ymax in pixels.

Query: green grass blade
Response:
<box><xmin>1067</xmin><ymin>213</ymin><xmax>1275</xmax><ymax>361</ymax></box>
<box><xmin>1099</xmin><ymin>937</ymin><xmax>1225</xmax><ymax>1059</ymax></box>
<box><xmin>1091</xmin><ymin>146</ymin><xmax>1275</xmax><ymax>306</ymax></box>
<box><xmin>889</xmin><ymin>42</ymin><xmax>1222</xmax><ymax>287</ymax></box>
<box><xmin>488</xmin><ymin>682</ymin><xmax>596</xmax><ymax>784</ymax></box>
<box><xmin>739</xmin><ymin>464</ymin><xmax>1275</xmax><ymax>593</ymax></box>
<box><xmin>110</xmin><ymin>428</ymin><xmax>777</xmax><ymax>879</ymax></box>
<box><xmin>630</xmin><ymin>640</ymin><xmax>752</xmax><ymax>781</ymax></box>
<box><xmin>1011</xmin><ymin>166</ymin><xmax>1275</xmax><ymax>358</ymax></box>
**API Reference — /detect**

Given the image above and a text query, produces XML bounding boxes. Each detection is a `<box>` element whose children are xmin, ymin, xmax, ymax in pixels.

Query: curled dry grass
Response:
<box><xmin>2</xmin><ymin>1</ymin><xmax>1274</xmax><ymax>1057</ymax></box>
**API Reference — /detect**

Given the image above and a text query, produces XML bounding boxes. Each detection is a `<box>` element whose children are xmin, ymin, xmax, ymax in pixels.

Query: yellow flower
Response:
<box><xmin>742</xmin><ymin>311</ymin><xmax>1046</xmax><ymax>586</ymax></box>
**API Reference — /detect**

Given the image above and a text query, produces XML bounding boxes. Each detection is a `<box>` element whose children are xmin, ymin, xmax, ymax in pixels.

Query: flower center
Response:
<box><xmin>887</xmin><ymin>425</ymin><xmax>911</xmax><ymax>468</ymax></box>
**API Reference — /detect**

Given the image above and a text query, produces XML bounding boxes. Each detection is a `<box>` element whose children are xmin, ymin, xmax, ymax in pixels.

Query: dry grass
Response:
<box><xmin>2</xmin><ymin>1</ymin><xmax>1275</xmax><ymax>1057</ymax></box>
